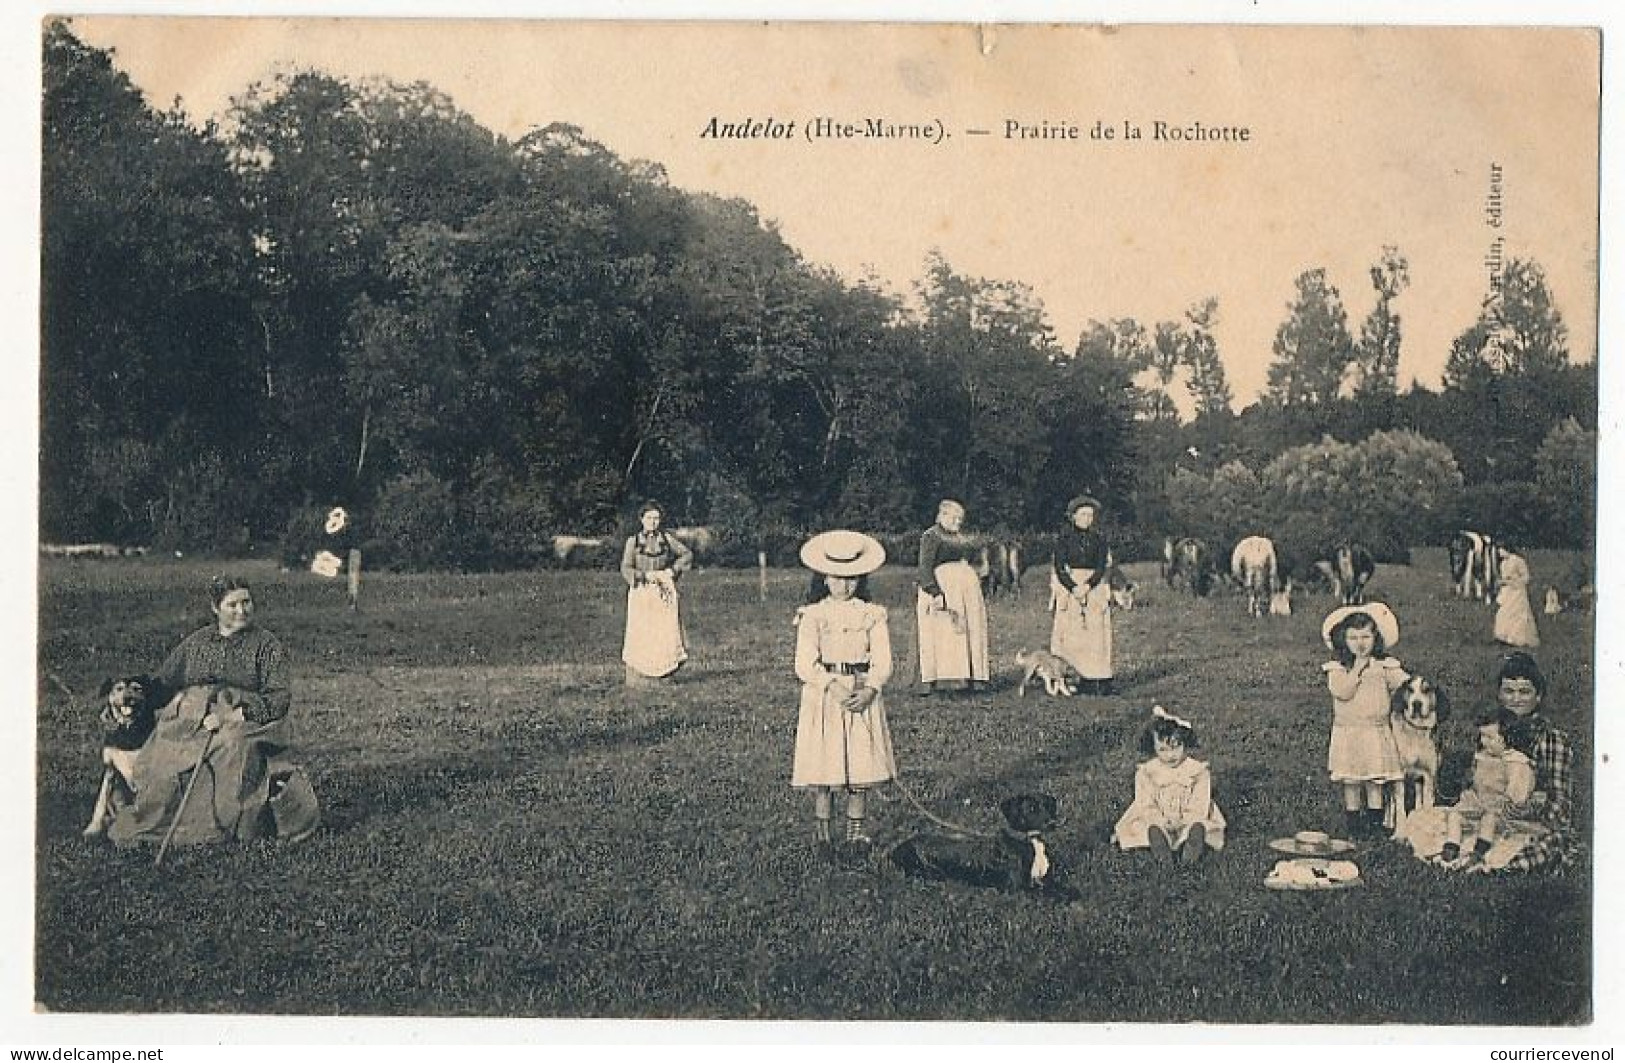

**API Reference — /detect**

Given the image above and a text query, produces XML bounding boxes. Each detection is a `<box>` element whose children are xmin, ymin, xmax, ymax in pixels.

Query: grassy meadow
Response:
<box><xmin>34</xmin><ymin>550</ymin><xmax>1593</xmax><ymax>1022</ymax></box>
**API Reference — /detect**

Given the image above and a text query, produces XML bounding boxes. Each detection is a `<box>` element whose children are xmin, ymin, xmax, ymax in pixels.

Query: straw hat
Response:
<box><xmin>800</xmin><ymin>530</ymin><xmax>887</xmax><ymax>577</ymax></box>
<box><xmin>1268</xmin><ymin>830</ymin><xmax>1358</xmax><ymax>857</ymax></box>
<box><xmin>1320</xmin><ymin>602</ymin><xmax>1400</xmax><ymax>649</ymax></box>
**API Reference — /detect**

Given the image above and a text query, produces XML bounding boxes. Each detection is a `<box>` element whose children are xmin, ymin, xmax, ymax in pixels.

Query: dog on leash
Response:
<box><xmin>1015</xmin><ymin>648</ymin><xmax>1081</xmax><ymax>697</ymax></box>
<box><xmin>890</xmin><ymin>793</ymin><xmax>1079</xmax><ymax>900</ymax></box>
<box><xmin>82</xmin><ymin>675</ymin><xmax>159</xmax><ymax>836</ymax></box>
<box><xmin>1387</xmin><ymin>674</ymin><xmax>1449</xmax><ymax>833</ymax></box>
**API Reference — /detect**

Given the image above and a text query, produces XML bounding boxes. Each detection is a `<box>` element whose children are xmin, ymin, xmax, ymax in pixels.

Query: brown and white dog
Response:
<box><xmin>1015</xmin><ymin>648</ymin><xmax>1080</xmax><ymax>697</ymax></box>
<box><xmin>82</xmin><ymin>675</ymin><xmax>159</xmax><ymax>836</ymax></box>
<box><xmin>890</xmin><ymin>793</ymin><xmax>1079</xmax><ymax>901</ymax></box>
<box><xmin>1386</xmin><ymin>674</ymin><xmax>1449</xmax><ymax>832</ymax></box>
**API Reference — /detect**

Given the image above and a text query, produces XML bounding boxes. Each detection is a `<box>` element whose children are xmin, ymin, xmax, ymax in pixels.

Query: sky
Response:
<box><xmin>59</xmin><ymin>17</ymin><xmax>1600</xmax><ymax>407</ymax></box>
<box><xmin>5</xmin><ymin>0</ymin><xmax>1623</xmax><ymax>1051</ymax></box>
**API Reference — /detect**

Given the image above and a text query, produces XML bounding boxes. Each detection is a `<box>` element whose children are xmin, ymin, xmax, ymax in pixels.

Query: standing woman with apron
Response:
<box><xmin>914</xmin><ymin>499</ymin><xmax>991</xmax><ymax>695</ymax></box>
<box><xmin>1050</xmin><ymin>495</ymin><xmax>1115</xmax><ymax>695</ymax></box>
<box><xmin>620</xmin><ymin>500</ymin><xmax>693</xmax><ymax>686</ymax></box>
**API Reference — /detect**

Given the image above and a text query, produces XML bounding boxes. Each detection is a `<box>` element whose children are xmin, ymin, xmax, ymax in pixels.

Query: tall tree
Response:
<box><xmin>1180</xmin><ymin>297</ymin><xmax>1233</xmax><ymax>418</ymax></box>
<box><xmin>1443</xmin><ymin>257</ymin><xmax>1571</xmax><ymax>389</ymax></box>
<box><xmin>1264</xmin><ymin>268</ymin><xmax>1355</xmax><ymax>410</ymax></box>
<box><xmin>1352</xmin><ymin>246</ymin><xmax>1409</xmax><ymax>397</ymax></box>
<box><xmin>42</xmin><ymin>20</ymin><xmax>260</xmax><ymax>544</ymax></box>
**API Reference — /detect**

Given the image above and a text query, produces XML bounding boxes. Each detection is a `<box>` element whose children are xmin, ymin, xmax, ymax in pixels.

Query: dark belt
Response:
<box><xmin>825</xmin><ymin>662</ymin><xmax>870</xmax><ymax>676</ymax></box>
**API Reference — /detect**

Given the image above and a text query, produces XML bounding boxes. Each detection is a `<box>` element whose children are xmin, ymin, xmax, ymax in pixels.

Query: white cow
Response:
<box><xmin>1231</xmin><ymin>535</ymin><xmax>1286</xmax><ymax>618</ymax></box>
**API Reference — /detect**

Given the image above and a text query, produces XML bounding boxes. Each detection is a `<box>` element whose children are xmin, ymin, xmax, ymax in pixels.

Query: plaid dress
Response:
<box><xmin>1500</xmin><ymin>713</ymin><xmax>1580</xmax><ymax>873</ymax></box>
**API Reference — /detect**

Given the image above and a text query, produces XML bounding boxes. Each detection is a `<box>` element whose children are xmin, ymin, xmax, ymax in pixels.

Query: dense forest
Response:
<box><xmin>40</xmin><ymin>22</ymin><xmax>1597</xmax><ymax>569</ymax></box>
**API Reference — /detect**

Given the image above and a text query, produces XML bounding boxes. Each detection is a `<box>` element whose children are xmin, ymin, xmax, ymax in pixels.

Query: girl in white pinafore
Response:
<box><xmin>791</xmin><ymin>530</ymin><xmax>897</xmax><ymax>856</ymax></box>
<box><xmin>1321</xmin><ymin>603</ymin><xmax>1409</xmax><ymax>840</ymax></box>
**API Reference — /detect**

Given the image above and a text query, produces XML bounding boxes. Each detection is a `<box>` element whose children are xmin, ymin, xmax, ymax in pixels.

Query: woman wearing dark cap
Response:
<box><xmin>915</xmin><ymin>499</ymin><xmax>990</xmax><ymax>695</ymax></box>
<box><xmin>1050</xmin><ymin>495</ymin><xmax>1115</xmax><ymax>695</ymax></box>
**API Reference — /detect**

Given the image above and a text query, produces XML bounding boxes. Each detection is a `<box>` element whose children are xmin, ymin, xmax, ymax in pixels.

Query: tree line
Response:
<box><xmin>41</xmin><ymin>22</ymin><xmax>1596</xmax><ymax>569</ymax></box>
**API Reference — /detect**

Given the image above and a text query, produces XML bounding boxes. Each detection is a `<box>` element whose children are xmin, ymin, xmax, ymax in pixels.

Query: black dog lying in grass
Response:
<box><xmin>890</xmin><ymin>793</ymin><xmax>1079</xmax><ymax>901</ymax></box>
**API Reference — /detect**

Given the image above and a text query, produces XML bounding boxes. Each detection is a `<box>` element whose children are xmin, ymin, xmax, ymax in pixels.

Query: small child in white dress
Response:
<box><xmin>1440</xmin><ymin>707</ymin><xmax>1536</xmax><ymax>867</ymax></box>
<box><xmin>1112</xmin><ymin>706</ymin><xmax>1226</xmax><ymax>866</ymax></box>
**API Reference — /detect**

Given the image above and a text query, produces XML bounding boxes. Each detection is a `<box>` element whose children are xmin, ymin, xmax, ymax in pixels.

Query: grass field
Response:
<box><xmin>34</xmin><ymin>550</ymin><xmax>1593</xmax><ymax>1022</ymax></box>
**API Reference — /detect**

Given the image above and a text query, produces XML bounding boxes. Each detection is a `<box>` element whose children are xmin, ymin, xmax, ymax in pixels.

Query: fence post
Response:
<box><xmin>348</xmin><ymin>549</ymin><xmax>363</xmax><ymax>611</ymax></box>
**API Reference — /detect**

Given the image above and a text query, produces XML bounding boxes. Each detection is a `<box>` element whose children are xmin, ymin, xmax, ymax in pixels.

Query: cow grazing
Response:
<box><xmin>550</xmin><ymin>535</ymin><xmax>610</xmax><ymax>567</ymax></box>
<box><xmin>1106</xmin><ymin>564</ymin><xmax>1137</xmax><ymax>610</ymax></box>
<box><xmin>977</xmin><ymin>541</ymin><xmax>1011</xmax><ymax>599</ymax></box>
<box><xmin>1231</xmin><ymin>536</ymin><xmax>1284</xmax><ymax>618</ymax></box>
<box><xmin>669</xmin><ymin>526</ymin><xmax>717</xmax><ymax>563</ymax></box>
<box><xmin>1449</xmin><ymin>530</ymin><xmax>1500</xmax><ymax>603</ymax></box>
<box><xmin>1166</xmin><ymin>537</ymin><xmax>1214</xmax><ymax>597</ymax></box>
<box><xmin>1005</xmin><ymin>542</ymin><xmax>1026</xmax><ymax>597</ymax></box>
<box><xmin>1331</xmin><ymin>542</ymin><xmax>1376</xmax><ymax>606</ymax></box>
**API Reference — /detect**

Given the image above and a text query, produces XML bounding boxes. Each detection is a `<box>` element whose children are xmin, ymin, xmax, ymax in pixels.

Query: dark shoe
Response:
<box><xmin>1096</xmin><ymin>678</ymin><xmax>1116</xmax><ymax>696</ymax></box>
<box><xmin>913</xmin><ymin>683</ymin><xmax>934</xmax><ymax>698</ymax></box>
<box><xmin>969</xmin><ymin>680</ymin><xmax>991</xmax><ymax>694</ymax></box>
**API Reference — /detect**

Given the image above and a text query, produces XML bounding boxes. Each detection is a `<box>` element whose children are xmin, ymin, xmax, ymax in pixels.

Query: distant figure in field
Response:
<box><xmin>915</xmin><ymin>499</ymin><xmax>990</xmax><ymax>696</ymax></box>
<box><xmin>1050</xmin><ymin>495</ymin><xmax>1115</xmax><ymax>695</ymax></box>
<box><xmin>619</xmin><ymin>500</ymin><xmax>693</xmax><ymax>685</ymax></box>
<box><xmin>1493</xmin><ymin>544</ymin><xmax>1540</xmax><ymax>649</ymax></box>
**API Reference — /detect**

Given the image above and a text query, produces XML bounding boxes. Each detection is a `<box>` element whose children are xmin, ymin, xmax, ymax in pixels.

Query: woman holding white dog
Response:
<box><xmin>619</xmin><ymin>500</ymin><xmax>694</xmax><ymax>686</ymax></box>
<box><xmin>914</xmin><ymin>499</ymin><xmax>990</xmax><ymax>695</ymax></box>
<box><xmin>107</xmin><ymin>574</ymin><xmax>319</xmax><ymax>849</ymax></box>
<box><xmin>792</xmin><ymin>530</ymin><xmax>897</xmax><ymax>861</ymax></box>
<box><xmin>1050</xmin><ymin>495</ymin><xmax>1115</xmax><ymax>695</ymax></box>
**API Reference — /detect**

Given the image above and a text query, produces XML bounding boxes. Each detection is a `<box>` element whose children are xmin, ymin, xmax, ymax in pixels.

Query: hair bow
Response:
<box><xmin>1152</xmin><ymin>705</ymin><xmax>1195</xmax><ymax>730</ymax></box>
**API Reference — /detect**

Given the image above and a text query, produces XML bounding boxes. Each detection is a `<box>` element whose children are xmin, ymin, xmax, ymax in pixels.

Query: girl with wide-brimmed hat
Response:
<box><xmin>791</xmin><ymin>530</ymin><xmax>897</xmax><ymax>860</ymax></box>
<box><xmin>1321</xmin><ymin>602</ymin><xmax>1409</xmax><ymax>839</ymax></box>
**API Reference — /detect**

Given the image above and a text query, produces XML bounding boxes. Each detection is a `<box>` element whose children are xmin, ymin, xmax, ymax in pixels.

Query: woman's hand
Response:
<box><xmin>202</xmin><ymin>705</ymin><xmax>246</xmax><ymax>732</ymax></box>
<box><xmin>842</xmin><ymin>686</ymin><xmax>879</xmax><ymax>713</ymax></box>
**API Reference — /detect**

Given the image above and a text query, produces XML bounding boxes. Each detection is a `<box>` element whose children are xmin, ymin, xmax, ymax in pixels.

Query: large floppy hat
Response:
<box><xmin>1268</xmin><ymin>830</ymin><xmax>1358</xmax><ymax>857</ymax></box>
<box><xmin>1321</xmin><ymin>602</ymin><xmax>1400</xmax><ymax>649</ymax></box>
<box><xmin>1065</xmin><ymin>494</ymin><xmax>1102</xmax><ymax>518</ymax></box>
<box><xmin>800</xmin><ymin>530</ymin><xmax>887</xmax><ymax>577</ymax></box>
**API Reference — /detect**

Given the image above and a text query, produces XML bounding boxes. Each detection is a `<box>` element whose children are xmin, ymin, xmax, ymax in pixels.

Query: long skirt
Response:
<box><xmin>1494</xmin><ymin>583</ymin><xmax>1541</xmax><ymax>648</ymax></box>
<box><xmin>1049</xmin><ymin>572</ymin><xmax>1113</xmax><ymax>680</ymax></box>
<box><xmin>791</xmin><ymin>677</ymin><xmax>897</xmax><ymax>788</ymax></box>
<box><xmin>108</xmin><ymin>685</ymin><xmax>320</xmax><ymax>848</ymax></box>
<box><xmin>623</xmin><ymin>579</ymin><xmax>688</xmax><ymax>677</ymax></box>
<box><xmin>916</xmin><ymin>561</ymin><xmax>990</xmax><ymax>683</ymax></box>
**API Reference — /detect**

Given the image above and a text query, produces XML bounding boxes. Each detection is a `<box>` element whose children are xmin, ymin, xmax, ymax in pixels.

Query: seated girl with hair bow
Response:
<box><xmin>1112</xmin><ymin>705</ymin><xmax>1228</xmax><ymax>868</ymax></box>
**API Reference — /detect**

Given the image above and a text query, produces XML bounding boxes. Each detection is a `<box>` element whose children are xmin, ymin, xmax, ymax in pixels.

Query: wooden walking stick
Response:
<box><xmin>155</xmin><ymin>729</ymin><xmax>214</xmax><ymax>867</ymax></box>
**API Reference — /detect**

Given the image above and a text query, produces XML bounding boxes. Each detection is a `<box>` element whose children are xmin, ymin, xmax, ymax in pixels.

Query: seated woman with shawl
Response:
<box><xmin>107</xmin><ymin>574</ymin><xmax>319</xmax><ymax>849</ymax></box>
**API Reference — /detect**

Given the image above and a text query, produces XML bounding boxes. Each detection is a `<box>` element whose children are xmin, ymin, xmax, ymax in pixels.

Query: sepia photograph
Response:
<box><xmin>8</xmin><ymin>2</ymin><xmax>1617</xmax><ymax>1045</ymax></box>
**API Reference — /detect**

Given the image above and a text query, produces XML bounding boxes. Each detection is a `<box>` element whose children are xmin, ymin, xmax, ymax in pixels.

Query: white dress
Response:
<box><xmin>791</xmin><ymin>597</ymin><xmax>898</xmax><ymax>788</ymax></box>
<box><xmin>1112</xmin><ymin>756</ymin><xmax>1227</xmax><ymax>850</ymax></box>
<box><xmin>1323</xmin><ymin>657</ymin><xmax>1408</xmax><ymax>783</ymax></box>
<box><xmin>1494</xmin><ymin>553</ymin><xmax>1540</xmax><ymax>648</ymax></box>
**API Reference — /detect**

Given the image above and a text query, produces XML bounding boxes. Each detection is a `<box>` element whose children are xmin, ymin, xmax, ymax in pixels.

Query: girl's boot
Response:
<box><xmin>1180</xmin><ymin>824</ymin><xmax>1207</xmax><ymax>865</ymax></box>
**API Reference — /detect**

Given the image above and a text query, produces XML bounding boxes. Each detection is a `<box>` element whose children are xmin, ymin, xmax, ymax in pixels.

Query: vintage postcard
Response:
<box><xmin>12</xmin><ymin>10</ymin><xmax>1613</xmax><ymax>1049</ymax></box>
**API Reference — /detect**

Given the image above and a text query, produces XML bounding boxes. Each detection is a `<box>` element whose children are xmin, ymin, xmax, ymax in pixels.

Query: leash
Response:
<box><xmin>884</xmin><ymin>771</ymin><xmax>998</xmax><ymax>839</ymax></box>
